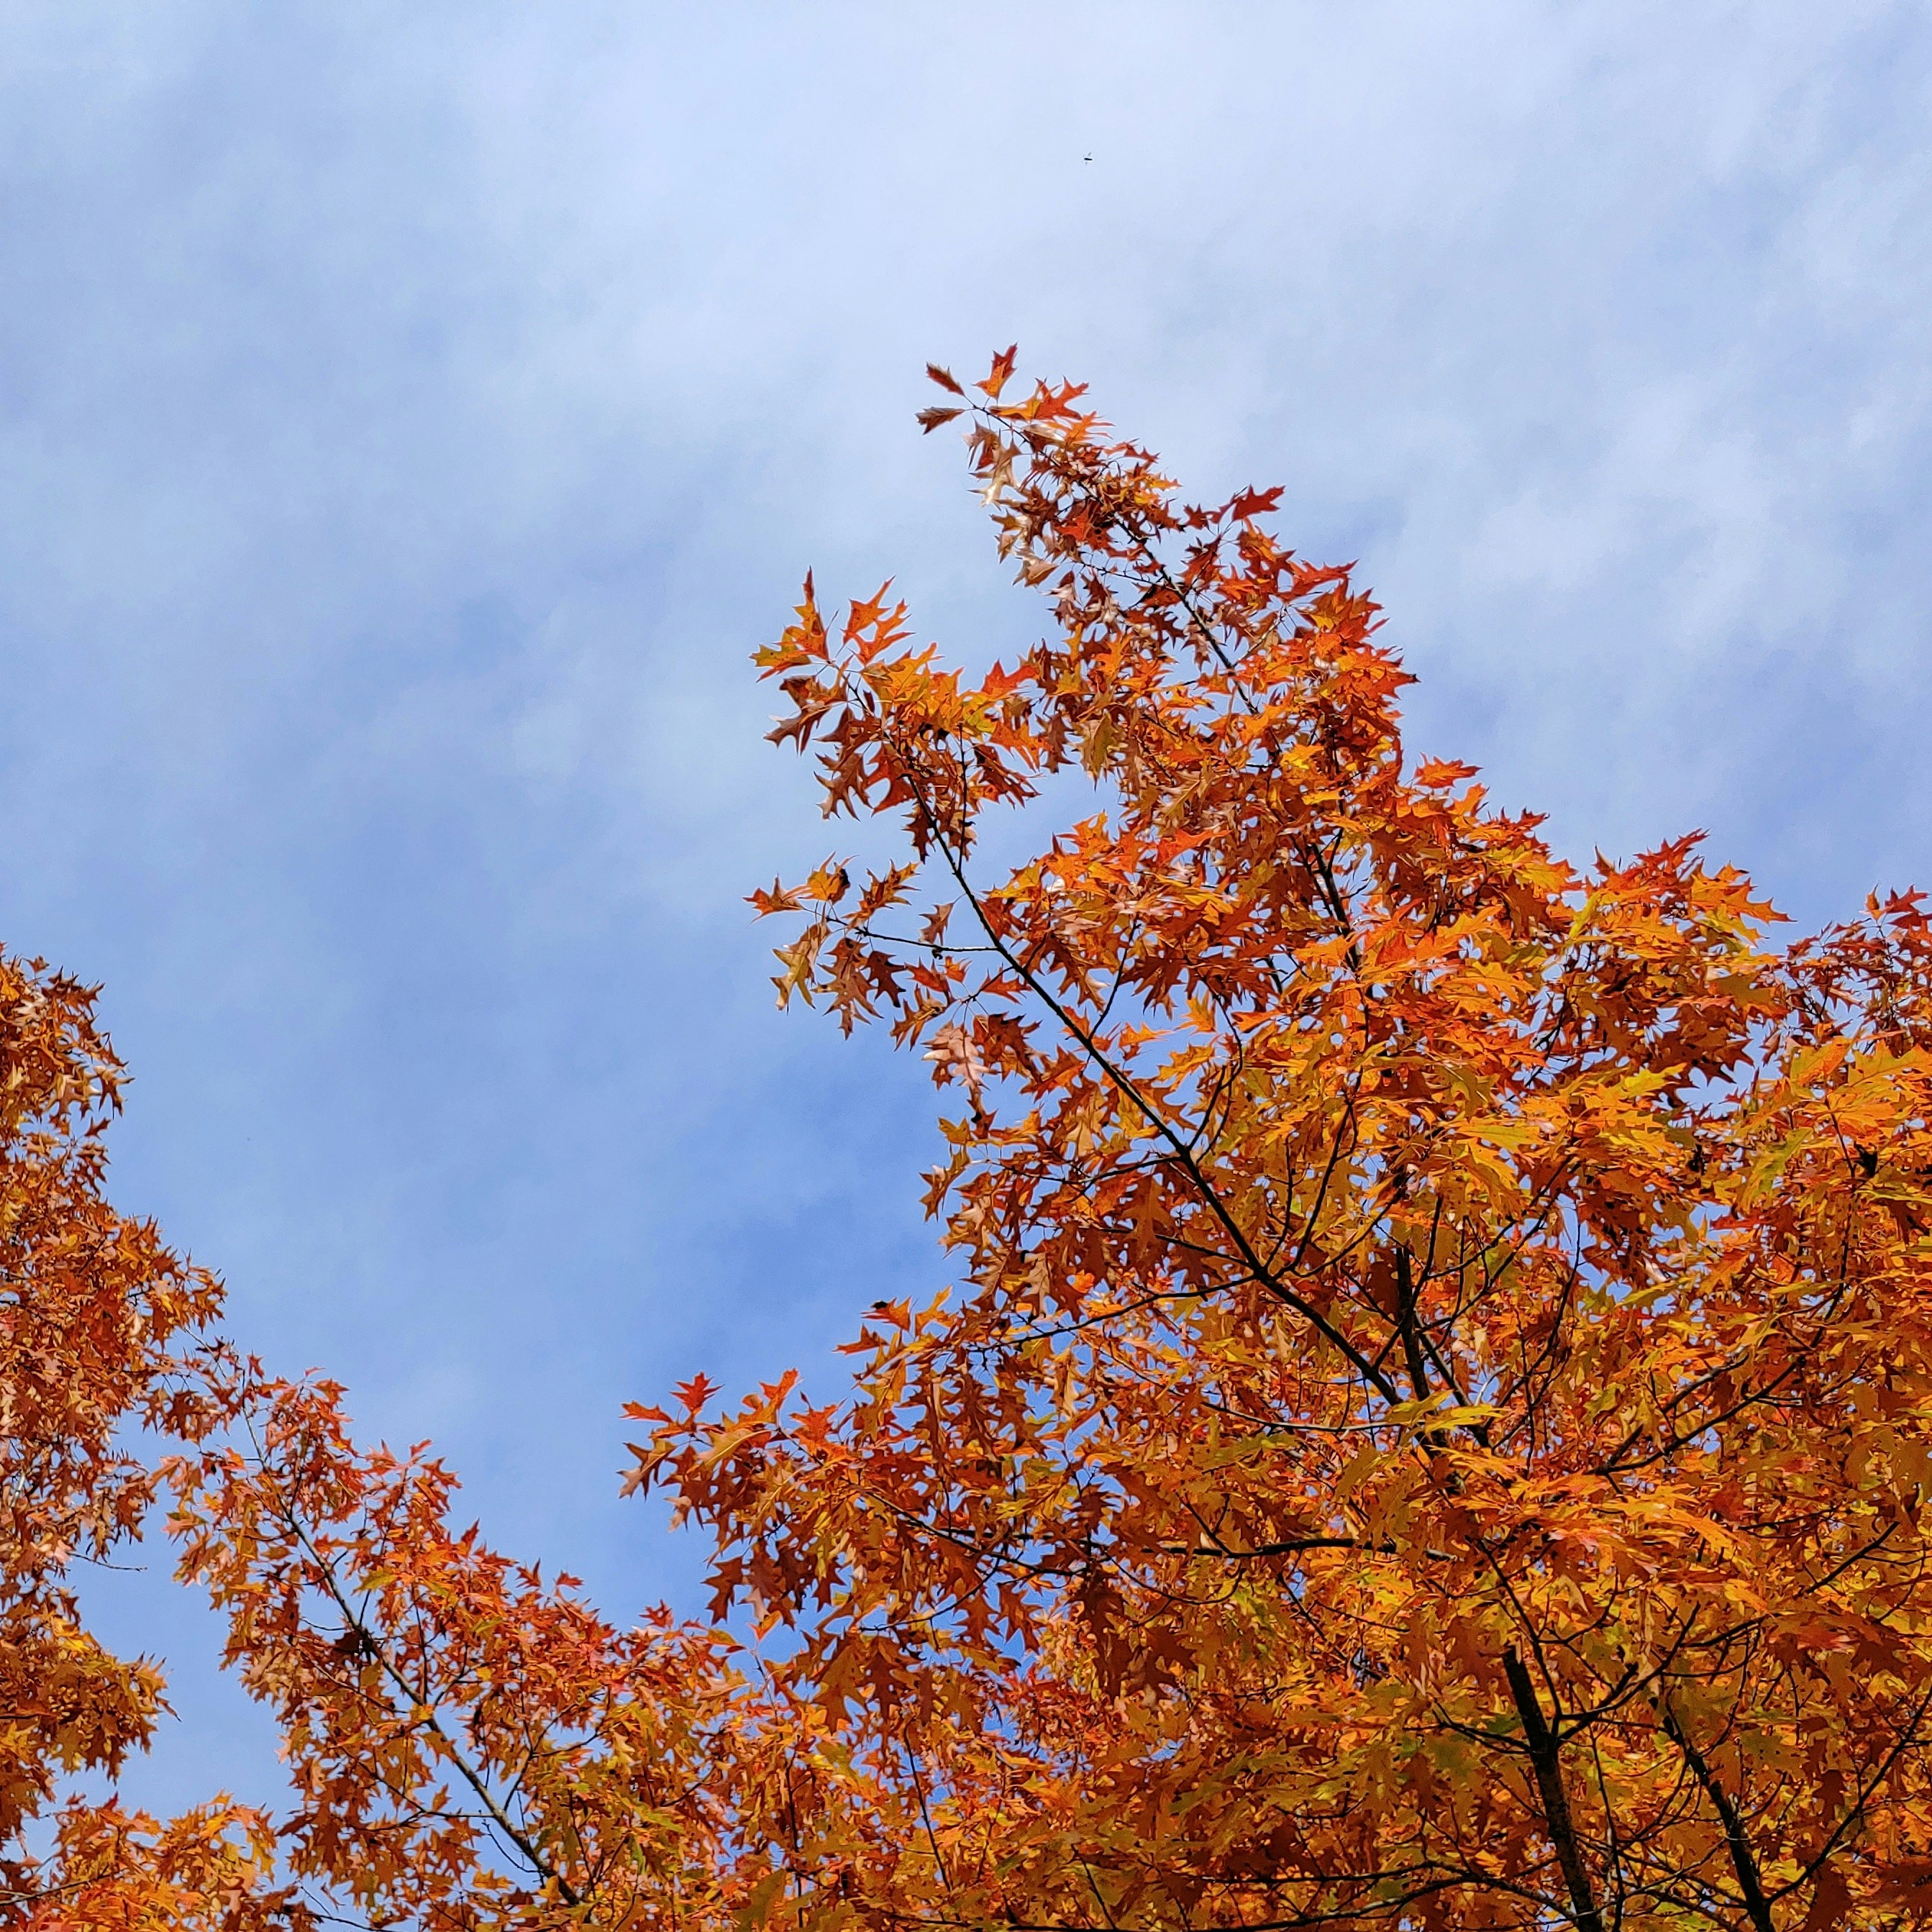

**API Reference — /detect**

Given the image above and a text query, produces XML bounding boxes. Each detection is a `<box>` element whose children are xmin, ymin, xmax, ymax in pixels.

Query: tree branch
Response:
<box><xmin>1660</xmin><ymin>1698</ymin><xmax>1774</xmax><ymax>1932</ymax></box>
<box><xmin>1503</xmin><ymin>1646</ymin><xmax>1605</xmax><ymax>1932</ymax></box>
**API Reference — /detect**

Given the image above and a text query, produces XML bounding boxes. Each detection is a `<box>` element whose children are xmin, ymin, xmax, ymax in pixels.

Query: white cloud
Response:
<box><xmin>6</xmin><ymin>0</ymin><xmax>1931</xmax><ymax>1816</ymax></box>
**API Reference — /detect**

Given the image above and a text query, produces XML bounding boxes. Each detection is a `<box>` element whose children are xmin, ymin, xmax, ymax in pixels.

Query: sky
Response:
<box><xmin>4</xmin><ymin>0</ymin><xmax>1931</xmax><ymax>1815</ymax></box>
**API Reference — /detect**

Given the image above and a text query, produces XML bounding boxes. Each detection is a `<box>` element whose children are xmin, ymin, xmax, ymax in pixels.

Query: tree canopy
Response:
<box><xmin>9</xmin><ymin>353</ymin><xmax>1932</xmax><ymax>1928</ymax></box>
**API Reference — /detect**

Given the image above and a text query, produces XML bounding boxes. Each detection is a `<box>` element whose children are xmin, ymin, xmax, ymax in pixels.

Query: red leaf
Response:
<box><xmin>979</xmin><ymin>343</ymin><xmax>1019</xmax><ymax>400</ymax></box>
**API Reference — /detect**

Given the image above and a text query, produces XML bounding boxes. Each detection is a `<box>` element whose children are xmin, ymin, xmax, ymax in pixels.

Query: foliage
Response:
<box><xmin>640</xmin><ymin>353</ymin><xmax>1932</xmax><ymax>1931</ymax></box>
<box><xmin>0</xmin><ymin>955</ymin><xmax>289</xmax><ymax>1927</ymax></box>
<box><xmin>7</xmin><ymin>352</ymin><xmax>1932</xmax><ymax>1928</ymax></box>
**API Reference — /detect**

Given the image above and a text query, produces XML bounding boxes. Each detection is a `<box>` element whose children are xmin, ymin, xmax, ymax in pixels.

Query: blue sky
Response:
<box><xmin>6</xmin><ymin>0</ymin><xmax>1931</xmax><ymax>1814</ymax></box>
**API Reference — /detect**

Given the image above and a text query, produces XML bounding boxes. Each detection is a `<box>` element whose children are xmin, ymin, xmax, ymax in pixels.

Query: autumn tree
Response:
<box><xmin>0</xmin><ymin>954</ymin><xmax>297</xmax><ymax>1926</ymax></box>
<box><xmin>0</xmin><ymin>972</ymin><xmax>732</xmax><ymax>1928</ymax></box>
<box><xmin>635</xmin><ymin>352</ymin><xmax>1932</xmax><ymax>1931</ymax></box>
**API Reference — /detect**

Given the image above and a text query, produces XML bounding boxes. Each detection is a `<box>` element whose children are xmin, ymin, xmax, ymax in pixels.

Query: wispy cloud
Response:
<box><xmin>2</xmin><ymin>0</ymin><xmax>1927</xmax><ymax>1815</ymax></box>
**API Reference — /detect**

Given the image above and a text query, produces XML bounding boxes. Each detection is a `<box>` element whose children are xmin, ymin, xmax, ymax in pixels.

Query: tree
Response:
<box><xmin>0</xmin><ymin>981</ymin><xmax>731</xmax><ymax>1927</ymax></box>
<box><xmin>0</xmin><ymin>954</ymin><xmax>294</xmax><ymax>1926</ymax></box>
<box><xmin>637</xmin><ymin>351</ymin><xmax>1932</xmax><ymax>1930</ymax></box>
<box><xmin>8</xmin><ymin>351</ymin><xmax>1932</xmax><ymax>1928</ymax></box>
